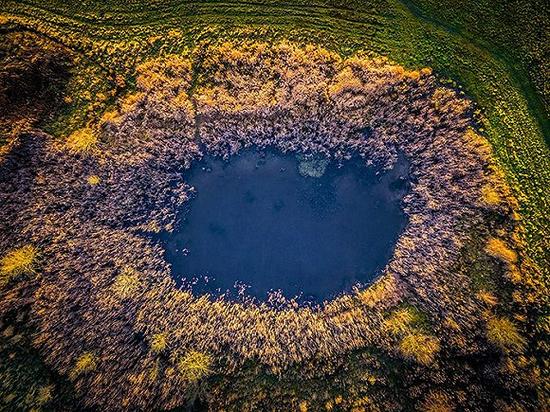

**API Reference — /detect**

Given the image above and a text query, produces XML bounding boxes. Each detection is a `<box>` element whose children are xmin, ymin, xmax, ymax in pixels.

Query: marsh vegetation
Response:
<box><xmin>0</xmin><ymin>2</ymin><xmax>547</xmax><ymax>410</ymax></box>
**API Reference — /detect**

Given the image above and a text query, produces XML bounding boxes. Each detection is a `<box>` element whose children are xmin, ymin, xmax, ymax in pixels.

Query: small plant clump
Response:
<box><xmin>0</xmin><ymin>245</ymin><xmax>36</xmax><ymax>288</ymax></box>
<box><xmin>87</xmin><ymin>175</ymin><xmax>100</xmax><ymax>185</ymax></box>
<box><xmin>70</xmin><ymin>353</ymin><xmax>97</xmax><ymax>379</ymax></box>
<box><xmin>398</xmin><ymin>333</ymin><xmax>440</xmax><ymax>365</ymax></box>
<box><xmin>486</xmin><ymin>317</ymin><xmax>527</xmax><ymax>353</ymax></box>
<box><xmin>178</xmin><ymin>351</ymin><xmax>212</xmax><ymax>382</ymax></box>
<box><xmin>150</xmin><ymin>333</ymin><xmax>167</xmax><ymax>353</ymax></box>
<box><xmin>65</xmin><ymin>127</ymin><xmax>98</xmax><ymax>153</ymax></box>
<box><xmin>0</xmin><ymin>42</ymin><xmax>545</xmax><ymax>410</ymax></box>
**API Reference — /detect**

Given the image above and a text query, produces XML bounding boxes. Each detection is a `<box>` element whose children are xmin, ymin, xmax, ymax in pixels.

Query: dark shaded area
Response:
<box><xmin>0</xmin><ymin>31</ymin><xmax>72</xmax><ymax>141</ymax></box>
<box><xmin>158</xmin><ymin>150</ymin><xmax>409</xmax><ymax>302</ymax></box>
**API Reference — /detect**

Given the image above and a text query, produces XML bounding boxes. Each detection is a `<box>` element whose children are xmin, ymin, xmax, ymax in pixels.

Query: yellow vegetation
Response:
<box><xmin>486</xmin><ymin>238</ymin><xmax>518</xmax><ymax>265</ymax></box>
<box><xmin>486</xmin><ymin>317</ymin><xmax>526</xmax><ymax>353</ymax></box>
<box><xmin>149</xmin><ymin>360</ymin><xmax>160</xmax><ymax>381</ymax></box>
<box><xmin>150</xmin><ymin>333</ymin><xmax>167</xmax><ymax>353</ymax></box>
<box><xmin>101</xmin><ymin>109</ymin><xmax>120</xmax><ymax>124</ymax></box>
<box><xmin>357</xmin><ymin>276</ymin><xmax>396</xmax><ymax>308</ymax></box>
<box><xmin>178</xmin><ymin>351</ymin><xmax>211</xmax><ymax>382</ymax></box>
<box><xmin>0</xmin><ymin>245</ymin><xmax>37</xmax><ymax>288</ymax></box>
<box><xmin>111</xmin><ymin>267</ymin><xmax>140</xmax><ymax>299</ymax></box>
<box><xmin>87</xmin><ymin>175</ymin><xmax>101</xmax><ymax>185</ymax></box>
<box><xmin>65</xmin><ymin>127</ymin><xmax>98</xmax><ymax>153</ymax></box>
<box><xmin>71</xmin><ymin>352</ymin><xmax>97</xmax><ymax>378</ymax></box>
<box><xmin>384</xmin><ymin>307</ymin><xmax>419</xmax><ymax>336</ymax></box>
<box><xmin>477</xmin><ymin>290</ymin><xmax>499</xmax><ymax>306</ymax></box>
<box><xmin>399</xmin><ymin>333</ymin><xmax>440</xmax><ymax>365</ymax></box>
<box><xmin>481</xmin><ymin>184</ymin><xmax>501</xmax><ymax>205</ymax></box>
<box><xmin>136</xmin><ymin>55</ymin><xmax>192</xmax><ymax>92</ymax></box>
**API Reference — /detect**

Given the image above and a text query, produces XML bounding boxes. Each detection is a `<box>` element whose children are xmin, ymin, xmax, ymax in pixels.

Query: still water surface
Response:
<box><xmin>158</xmin><ymin>150</ymin><xmax>408</xmax><ymax>303</ymax></box>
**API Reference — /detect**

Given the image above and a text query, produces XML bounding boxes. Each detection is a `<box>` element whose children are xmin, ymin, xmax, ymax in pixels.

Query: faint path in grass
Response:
<box><xmin>399</xmin><ymin>0</ymin><xmax>549</xmax><ymax>145</ymax></box>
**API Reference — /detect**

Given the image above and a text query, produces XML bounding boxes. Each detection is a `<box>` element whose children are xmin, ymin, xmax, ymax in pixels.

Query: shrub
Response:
<box><xmin>384</xmin><ymin>308</ymin><xmax>417</xmax><ymax>336</ymax></box>
<box><xmin>71</xmin><ymin>353</ymin><xmax>96</xmax><ymax>378</ymax></box>
<box><xmin>0</xmin><ymin>245</ymin><xmax>37</xmax><ymax>288</ymax></box>
<box><xmin>178</xmin><ymin>351</ymin><xmax>211</xmax><ymax>382</ymax></box>
<box><xmin>150</xmin><ymin>333</ymin><xmax>167</xmax><ymax>353</ymax></box>
<box><xmin>486</xmin><ymin>238</ymin><xmax>518</xmax><ymax>265</ymax></box>
<box><xmin>399</xmin><ymin>333</ymin><xmax>440</xmax><ymax>365</ymax></box>
<box><xmin>111</xmin><ymin>267</ymin><xmax>140</xmax><ymax>299</ymax></box>
<box><xmin>486</xmin><ymin>317</ymin><xmax>526</xmax><ymax>353</ymax></box>
<box><xmin>477</xmin><ymin>290</ymin><xmax>499</xmax><ymax>306</ymax></box>
<box><xmin>65</xmin><ymin>127</ymin><xmax>98</xmax><ymax>153</ymax></box>
<box><xmin>481</xmin><ymin>184</ymin><xmax>501</xmax><ymax>206</ymax></box>
<box><xmin>87</xmin><ymin>175</ymin><xmax>101</xmax><ymax>185</ymax></box>
<box><xmin>384</xmin><ymin>306</ymin><xmax>427</xmax><ymax>336</ymax></box>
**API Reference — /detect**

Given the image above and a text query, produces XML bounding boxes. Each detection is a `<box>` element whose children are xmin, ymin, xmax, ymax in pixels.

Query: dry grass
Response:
<box><xmin>486</xmin><ymin>238</ymin><xmax>518</xmax><ymax>265</ymax></box>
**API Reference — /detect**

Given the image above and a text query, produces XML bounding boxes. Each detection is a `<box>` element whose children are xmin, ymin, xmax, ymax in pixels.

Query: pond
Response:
<box><xmin>157</xmin><ymin>149</ymin><xmax>409</xmax><ymax>303</ymax></box>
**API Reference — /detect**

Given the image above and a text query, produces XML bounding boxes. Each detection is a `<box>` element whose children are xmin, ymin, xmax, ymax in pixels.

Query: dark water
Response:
<box><xmin>158</xmin><ymin>150</ymin><xmax>408</xmax><ymax>303</ymax></box>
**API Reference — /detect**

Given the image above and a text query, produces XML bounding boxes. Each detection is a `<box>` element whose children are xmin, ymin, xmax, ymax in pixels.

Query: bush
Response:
<box><xmin>383</xmin><ymin>308</ymin><xmax>418</xmax><ymax>336</ymax></box>
<box><xmin>87</xmin><ymin>175</ymin><xmax>101</xmax><ymax>185</ymax></box>
<box><xmin>486</xmin><ymin>317</ymin><xmax>526</xmax><ymax>353</ymax></box>
<box><xmin>111</xmin><ymin>267</ymin><xmax>140</xmax><ymax>299</ymax></box>
<box><xmin>71</xmin><ymin>353</ymin><xmax>96</xmax><ymax>378</ymax></box>
<box><xmin>486</xmin><ymin>238</ymin><xmax>518</xmax><ymax>265</ymax></box>
<box><xmin>0</xmin><ymin>245</ymin><xmax>37</xmax><ymax>288</ymax></box>
<box><xmin>65</xmin><ymin>127</ymin><xmax>98</xmax><ymax>153</ymax></box>
<box><xmin>399</xmin><ymin>333</ymin><xmax>440</xmax><ymax>365</ymax></box>
<box><xmin>178</xmin><ymin>351</ymin><xmax>211</xmax><ymax>382</ymax></box>
<box><xmin>150</xmin><ymin>334</ymin><xmax>167</xmax><ymax>353</ymax></box>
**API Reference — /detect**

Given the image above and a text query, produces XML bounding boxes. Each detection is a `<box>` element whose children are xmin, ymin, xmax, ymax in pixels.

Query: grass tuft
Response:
<box><xmin>399</xmin><ymin>333</ymin><xmax>440</xmax><ymax>365</ymax></box>
<box><xmin>71</xmin><ymin>353</ymin><xmax>97</xmax><ymax>379</ymax></box>
<box><xmin>87</xmin><ymin>175</ymin><xmax>101</xmax><ymax>185</ymax></box>
<box><xmin>178</xmin><ymin>351</ymin><xmax>211</xmax><ymax>382</ymax></box>
<box><xmin>0</xmin><ymin>245</ymin><xmax>37</xmax><ymax>288</ymax></box>
<box><xmin>65</xmin><ymin>127</ymin><xmax>98</xmax><ymax>153</ymax></box>
<box><xmin>486</xmin><ymin>238</ymin><xmax>518</xmax><ymax>265</ymax></box>
<box><xmin>111</xmin><ymin>267</ymin><xmax>140</xmax><ymax>299</ymax></box>
<box><xmin>486</xmin><ymin>317</ymin><xmax>526</xmax><ymax>353</ymax></box>
<box><xmin>150</xmin><ymin>334</ymin><xmax>167</xmax><ymax>353</ymax></box>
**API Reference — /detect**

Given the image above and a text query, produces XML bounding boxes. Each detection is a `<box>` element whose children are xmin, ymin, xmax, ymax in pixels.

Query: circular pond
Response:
<box><xmin>158</xmin><ymin>150</ymin><xmax>409</xmax><ymax>302</ymax></box>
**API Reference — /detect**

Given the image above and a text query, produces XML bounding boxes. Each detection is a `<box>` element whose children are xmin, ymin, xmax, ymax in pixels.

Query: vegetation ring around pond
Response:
<box><xmin>0</xmin><ymin>41</ymin><xmax>525</xmax><ymax>410</ymax></box>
